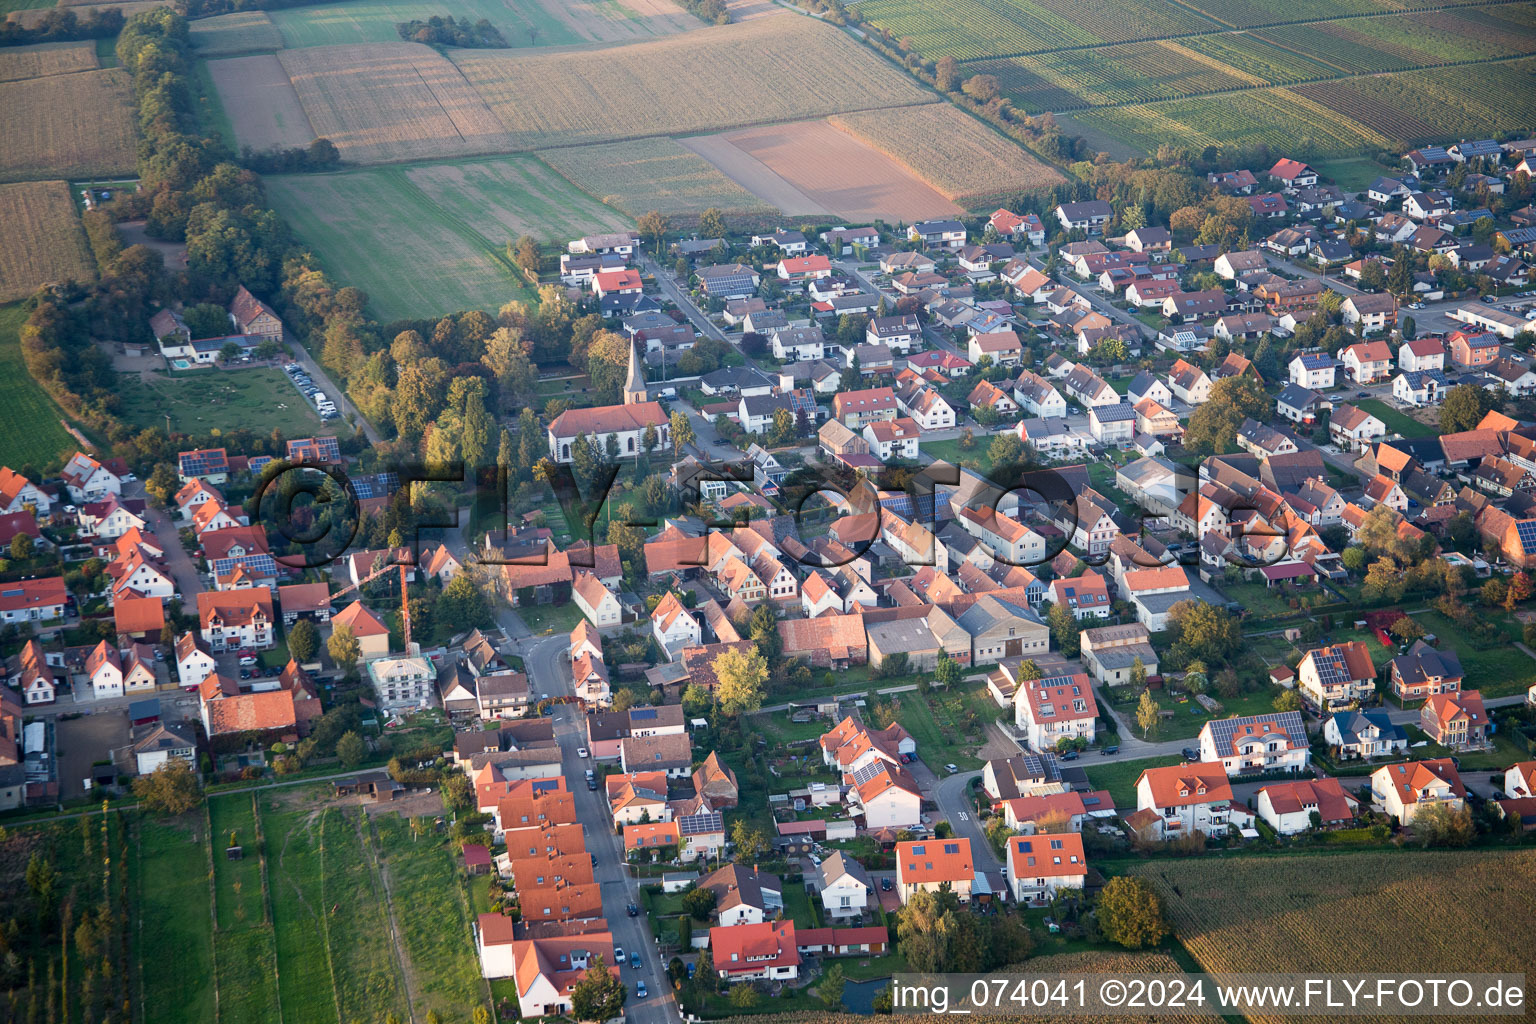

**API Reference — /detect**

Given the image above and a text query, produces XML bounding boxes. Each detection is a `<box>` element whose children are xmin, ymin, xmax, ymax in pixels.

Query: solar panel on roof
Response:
<box><xmin>631</xmin><ymin>708</ymin><xmax>656</xmax><ymax>720</ymax></box>
<box><xmin>212</xmin><ymin>554</ymin><xmax>278</xmax><ymax>578</ymax></box>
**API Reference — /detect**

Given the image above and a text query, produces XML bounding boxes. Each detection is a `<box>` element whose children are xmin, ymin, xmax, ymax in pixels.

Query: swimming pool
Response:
<box><xmin>172</xmin><ymin>358</ymin><xmax>192</xmax><ymax>370</ymax></box>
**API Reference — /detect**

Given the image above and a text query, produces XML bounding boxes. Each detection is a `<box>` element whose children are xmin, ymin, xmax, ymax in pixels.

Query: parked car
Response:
<box><xmin>880</xmin><ymin>877</ymin><xmax>892</xmax><ymax>892</ymax></box>
<box><xmin>636</xmin><ymin>981</ymin><xmax>646</xmax><ymax>998</ymax></box>
<box><xmin>577</xmin><ymin>747</ymin><xmax>589</xmax><ymax>759</ymax></box>
<box><xmin>944</xmin><ymin>763</ymin><xmax>959</xmax><ymax>773</ymax></box>
<box><xmin>1101</xmin><ymin>745</ymin><xmax>1119</xmax><ymax>755</ymax></box>
<box><xmin>1182</xmin><ymin>747</ymin><xmax>1199</xmax><ymax>761</ymax></box>
<box><xmin>237</xmin><ymin>655</ymin><xmax>258</xmax><ymax>667</ymax></box>
<box><xmin>627</xmin><ymin>903</ymin><xmax>638</xmax><ymax>917</ymax></box>
<box><xmin>630</xmin><ymin>952</ymin><xmax>640</xmax><ymax>968</ymax></box>
<box><xmin>614</xmin><ymin>946</ymin><xmax>624</xmax><ymax>963</ymax></box>
<box><xmin>1059</xmin><ymin>750</ymin><xmax>1079</xmax><ymax>761</ymax></box>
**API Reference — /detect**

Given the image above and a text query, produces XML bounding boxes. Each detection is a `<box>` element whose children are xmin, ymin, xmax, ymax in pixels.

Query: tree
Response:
<box><xmin>1046</xmin><ymin>601</ymin><xmax>1081</xmax><ymax>656</ymax></box>
<box><xmin>816</xmin><ymin>963</ymin><xmax>847</xmax><ymax>1011</ymax></box>
<box><xmin>961</xmin><ymin>73</ymin><xmax>999</xmax><ymax>101</ymax></box>
<box><xmin>748</xmin><ymin>603</ymin><xmax>781</xmax><ymax>663</ymax></box>
<box><xmin>1272</xmin><ymin>688</ymin><xmax>1303</xmax><ymax>712</ymax></box>
<box><xmin>183</xmin><ymin>302</ymin><xmax>232</xmax><ymax>340</ymax></box>
<box><xmin>1357</xmin><ymin>259</ymin><xmax>1387</xmax><ymax>291</ymax></box>
<box><xmin>713</xmin><ymin>646</ymin><xmax>767</xmax><ymax>716</ymax></box>
<box><xmin>699</xmin><ymin>207</ymin><xmax>726</xmax><ymax>239</ymax></box>
<box><xmin>1183</xmin><ymin>375</ymin><xmax>1271</xmax><ymax>456</ymax></box>
<box><xmin>145</xmin><ymin>462</ymin><xmax>178</xmax><ymax>504</ymax></box>
<box><xmin>328</xmin><ymin>623</ymin><xmax>361</xmax><ymax>671</ymax></box>
<box><xmin>8</xmin><ymin>533</ymin><xmax>31</xmax><ymax>561</ymax></box>
<box><xmin>1388</xmin><ymin>615</ymin><xmax>1425</xmax><ymax>642</ymax></box>
<box><xmin>934</xmin><ymin>655</ymin><xmax>960</xmax><ymax>688</ymax></box>
<box><xmin>670</xmin><ymin>410</ymin><xmax>695</xmax><ymax>458</ymax></box>
<box><xmin>570</xmin><ymin>955</ymin><xmax>626</xmax><ymax>1021</ymax></box>
<box><xmin>336</xmin><ymin>731</ymin><xmax>366</xmax><ymax>767</ymax></box>
<box><xmin>512</xmin><ymin>235</ymin><xmax>540</xmax><ymax>275</ymax></box>
<box><xmin>1135</xmin><ymin>689</ymin><xmax>1159</xmax><ymax>738</ymax></box>
<box><xmin>1130</xmin><ymin>656</ymin><xmax>1147</xmax><ymax>690</ymax></box>
<box><xmin>638</xmin><ymin>210</ymin><xmax>668</xmax><ymax>254</ymax></box>
<box><xmin>1166</xmin><ymin>601</ymin><xmax>1242</xmax><ymax>667</ymax></box>
<box><xmin>437</xmin><ymin>574</ymin><xmax>492</xmax><ymax>629</ymax></box>
<box><xmin>131</xmin><ymin>759</ymin><xmax>201</xmax><ymax>815</ymax></box>
<box><xmin>934</xmin><ymin>54</ymin><xmax>960</xmax><ymax>91</ymax></box>
<box><xmin>729</xmin><ymin>985</ymin><xmax>759</xmax><ymax>1010</ymax></box>
<box><xmin>1342</xmin><ymin>546</ymin><xmax>1368</xmax><ymax>572</ymax></box>
<box><xmin>1096</xmin><ymin>876</ymin><xmax>1168</xmax><ymax>948</ymax></box>
<box><xmin>731</xmin><ymin>818</ymin><xmax>766</xmax><ymax>862</ymax></box>
<box><xmin>987</xmin><ymin>432</ymin><xmax>1025</xmax><ymax>470</ymax></box>
<box><xmin>1363</xmin><ymin>557</ymin><xmax>1406</xmax><ymax>603</ymax></box>
<box><xmin>1440</xmin><ymin>383</ymin><xmax>1496</xmax><ymax>434</ymax></box>
<box><xmin>682</xmin><ymin>885</ymin><xmax>717</xmax><ymax>921</ymax></box>
<box><xmin>287</xmin><ymin>618</ymin><xmax>318</xmax><ymax>664</ymax></box>
<box><xmin>1414</xmin><ymin>801</ymin><xmax>1474</xmax><ymax>847</ymax></box>
<box><xmin>219</xmin><ymin>340</ymin><xmax>242</xmax><ymax>363</ymax></box>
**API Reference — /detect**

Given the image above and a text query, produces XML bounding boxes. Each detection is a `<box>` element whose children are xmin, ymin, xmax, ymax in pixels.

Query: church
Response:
<box><xmin>545</xmin><ymin>338</ymin><xmax>671</xmax><ymax>462</ymax></box>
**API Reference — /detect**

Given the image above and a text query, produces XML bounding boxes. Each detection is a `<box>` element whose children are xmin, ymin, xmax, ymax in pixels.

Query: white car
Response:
<box><xmin>944</xmin><ymin>763</ymin><xmax>959</xmax><ymax>773</ymax></box>
<box><xmin>577</xmin><ymin>747</ymin><xmax>589</xmax><ymax>759</ymax></box>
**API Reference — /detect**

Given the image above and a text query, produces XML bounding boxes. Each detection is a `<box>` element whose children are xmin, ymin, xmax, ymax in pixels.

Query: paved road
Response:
<box><xmin>282</xmin><ymin>330</ymin><xmax>382</xmax><ymax>446</ymax></box>
<box><xmin>642</xmin><ymin>256</ymin><xmax>729</xmax><ymax>347</ymax></box>
<box><xmin>130</xmin><ymin>480</ymin><xmax>203</xmax><ymax>616</ymax></box>
<box><xmin>515</xmin><ymin>631</ymin><xmax>679</xmax><ymax>1024</ymax></box>
<box><xmin>1260</xmin><ymin>252</ymin><xmax>1361</xmax><ymax>297</ymax></box>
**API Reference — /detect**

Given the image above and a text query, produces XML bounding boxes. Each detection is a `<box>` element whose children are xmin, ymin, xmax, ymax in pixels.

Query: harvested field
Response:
<box><xmin>0</xmin><ymin>180</ymin><xmax>96</xmax><ymax>302</ymax></box>
<box><xmin>0</xmin><ymin>40</ymin><xmax>97</xmax><ymax>82</ymax></box>
<box><xmin>189</xmin><ymin>10</ymin><xmax>283</xmax><ymax>56</ymax></box>
<box><xmin>453</xmin><ymin>17</ymin><xmax>935</xmax><ymax>150</ymax></box>
<box><xmin>266</xmin><ymin>159</ymin><xmax>578</xmax><ymax>319</ymax></box>
<box><xmin>272</xmin><ymin>0</ymin><xmax>700</xmax><ymax>49</ymax></box>
<box><xmin>678</xmin><ymin>134</ymin><xmax>830</xmax><ymax>216</ymax></box>
<box><xmin>7</xmin><ymin>0</ymin><xmax>164</xmax><ymax>25</ymax></box>
<box><xmin>1130</xmin><ymin>849</ymin><xmax>1536</xmax><ymax>1024</ymax></box>
<box><xmin>538</xmin><ymin>138</ymin><xmax>778</xmax><ymax>219</ymax></box>
<box><xmin>206</xmin><ymin>53</ymin><xmax>316</xmax><ymax>153</ymax></box>
<box><xmin>829</xmin><ymin>104</ymin><xmax>1065</xmax><ymax>205</ymax></box>
<box><xmin>278</xmin><ymin>42</ymin><xmax>514</xmax><ymax>163</ymax></box>
<box><xmin>715</xmin><ymin>119</ymin><xmax>961</xmax><ymax>222</ymax></box>
<box><xmin>0</xmin><ymin>67</ymin><xmax>136</xmax><ymax>182</ymax></box>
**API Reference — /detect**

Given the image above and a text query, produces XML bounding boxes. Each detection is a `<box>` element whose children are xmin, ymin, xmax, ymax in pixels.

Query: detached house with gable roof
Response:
<box><xmin>1297</xmin><ymin>641</ymin><xmax>1376</xmax><ymax>712</ymax></box>
<box><xmin>895</xmin><ymin>837</ymin><xmax>975</xmax><ymax>902</ymax></box>
<box><xmin>1006</xmin><ymin>833</ymin><xmax>1086</xmax><ymax>904</ymax></box>
<box><xmin>1389</xmin><ymin>640</ymin><xmax>1463</xmax><ymax>701</ymax></box>
<box><xmin>1015</xmin><ymin>673</ymin><xmax>1097</xmax><ymax>752</ymax></box>
<box><xmin>1130</xmin><ymin>762</ymin><xmax>1250</xmax><ymax>840</ymax></box>
<box><xmin>1256</xmin><ymin>778</ymin><xmax>1358</xmax><ymax>834</ymax></box>
<box><xmin>1420</xmin><ymin>689</ymin><xmax>1489</xmax><ymax>750</ymax></box>
<box><xmin>651</xmin><ymin>592</ymin><xmax>700</xmax><ymax>659</ymax></box>
<box><xmin>1370</xmin><ymin>758</ymin><xmax>1465</xmax><ymax>824</ymax></box>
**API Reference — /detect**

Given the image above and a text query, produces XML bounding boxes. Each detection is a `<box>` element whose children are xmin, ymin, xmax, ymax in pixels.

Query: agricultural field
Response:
<box><xmin>829</xmin><ymin>102</ymin><xmax>1066</xmax><ymax>204</ymax></box>
<box><xmin>1178</xmin><ymin>31</ymin><xmax>1334</xmax><ymax>84</ymax></box>
<box><xmin>277</xmin><ymin>42</ymin><xmax>513</xmax><ymax>164</ymax></box>
<box><xmin>266</xmin><ymin>162</ymin><xmax>549</xmax><ymax>319</ymax></box>
<box><xmin>452</xmin><ymin>16</ymin><xmax>935</xmax><ymax>150</ymax></box>
<box><xmin>189</xmin><ymin>10</ymin><xmax>284</xmax><ymax>56</ymax></box>
<box><xmin>1129</xmin><ymin>849</ymin><xmax>1536</xmax><ymax>1023</ymax></box>
<box><xmin>209</xmin><ymin>794</ymin><xmax>282</xmax><ymax>1024</ymax></box>
<box><xmin>978</xmin><ymin>40</ymin><xmax>1262</xmax><ymax>110</ymax></box>
<box><xmin>538</xmin><ymin>137</ymin><xmax>778</xmax><ymax>219</ymax></box>
<box><xmin>135</xmin><ymin>817</ymin><xmax>218</xmax><ymax>1024</ymax></box>
<box><xmin>713</xmin><ymin>119</ymin><xmax>962</xmax><ymax>223</ymax></box>
<box><xmin>850</xmin><ymin>0</ymin><xmax>1213</xmax><ymax>59</ymax></box>
<box><xmin>205</xmin><ymin>53</ymin><xmax>316</xmax><ymax>152</ymax></box>
<box><xmin>114</xmin><ymin>366</ymin><xmax>324</xmax><ymax>437</ymax></box>
<box><xmin>269</xmin><ymin>0</ymin><xmax>700</xmax><ymax>49</ymax></box>
<box><xmin>677</xmin><ymin>133</ymin><xmax>832</xmax><ymax>216</ymax></box>
<box><xmin>0</xmin><ymin>180</ymin><xmax>96</xmax><ymax>302</ymax></box>
<box><xmin>1072</xmin><ymin>86</ymin><xmax>1394</xmax><ymax>157</ymax></box>
<box><xmin>0</xmin><ymin>67</ymin><xmax>137</xmax><ymax>182</ymax></box>
<box><xmin>0</xmin><ymin>303</ymin><xmax>82</xmax><ymax>469</ymax></box>
<box><xmin>1168</xmin><ymin>0</ymin><xmax>1483</xmax><ymax>29</ymax></box>
<box><xmin>402</xmin><ymin>154</ymin><xmax>635</xmax><ymax>241</ymax></box>
<box><xmin>6</xmin><ymin>0</ymin><xmax>164</xmax><ymax>27</ymax></box>
<box><xmin>0</xmin><ymin>39</ymin><xmax>96</xmax><ymax>81</ymax></box>
<box><xmin>1294</xmin><ymin>56</ymin><xmax>1536</xmax><ymax>146</ymax></box>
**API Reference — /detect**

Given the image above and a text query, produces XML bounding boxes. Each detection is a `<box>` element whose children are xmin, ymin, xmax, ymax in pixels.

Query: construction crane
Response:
<box><xmin>329</xmin><ymin>556</ymin><xmax>413</xmax><ymax>652</ymax></box>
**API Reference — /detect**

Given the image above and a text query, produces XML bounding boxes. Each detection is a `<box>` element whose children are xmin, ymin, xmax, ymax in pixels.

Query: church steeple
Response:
<box><xmin>623</xmin><ymin>335</ymin><xmax>647</xmax><ymax>405</ymax></box>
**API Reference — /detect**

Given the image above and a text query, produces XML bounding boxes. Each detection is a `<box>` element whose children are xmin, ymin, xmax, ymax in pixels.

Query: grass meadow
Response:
<box><xmin>0</xmin><ymin>303</ymin><xmax>84</xmax><ymax>469</ymax></box>
<box><xmin>113</xmin><ymin>366</ymin><xmax>324</xmax><ymax>437</ymax></box>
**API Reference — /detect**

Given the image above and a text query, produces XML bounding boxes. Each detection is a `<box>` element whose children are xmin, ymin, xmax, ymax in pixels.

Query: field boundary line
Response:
<box><xmin>359</xmin><ymin>812</ymin><xmax>419</xmax><ymax>1021</ymax></box>
<box><xmin>276</xmin><ymin>804</ymin><xmax>344</xmax><ymax>1024</ymax></box>
<box><xmin>202</xmin><ymin>802</ymin><xmax>224</xmax><ymax>1024</ymax></box>
<box><xmin>949</xmin><ymin>0</ymin><xmax>1533</xmax><ymax>62</ymax></box>
<box><xmin>250</xmin><ymin>791</ymin><xmax>286</xmax><ymax>1024</ymax></box>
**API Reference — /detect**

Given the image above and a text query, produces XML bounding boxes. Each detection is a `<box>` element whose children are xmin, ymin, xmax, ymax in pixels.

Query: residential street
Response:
<box><xmin>130</xmin><ymin>480</ymin><xmax>202</xmax><ymax>616</ymax></box>
<box><xmin>514</xmin><ymin>631</ymin><xmax>680</xmax><ymax>1024</ymax></box>
<box><xmin>282</xmin><ymin>330</ymin><xmax>382</xmax><ymax>445</ymax></box>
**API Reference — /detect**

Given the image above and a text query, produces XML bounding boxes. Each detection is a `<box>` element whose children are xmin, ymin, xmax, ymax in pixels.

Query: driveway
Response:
<box><xmin>131</xmin><ymin>481</ymin><xmax>203</xmax><ymax>616</ymax></box>
<box><xmin>280</xmin><ymin>330</ymin><xmax>382</xmax><ymax>445</ymax></box>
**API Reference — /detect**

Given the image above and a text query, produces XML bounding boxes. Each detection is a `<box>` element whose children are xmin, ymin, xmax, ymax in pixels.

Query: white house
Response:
<box><xmin>1005</xmin><ymin>832</ymin><xmax>1086</xmax><ymax>904</ymax></box>
<box><xmin>1340</xmin><ymin>340</ymin><xmax>1394</xmax><ymax>383</ymax></box>
<box><xmin>571</xmin><ymin>572</ymin><xmax>622</xmax><ymax>628</ymax></box>
<box><xmin>1131</xmin><ymin>762</ymin><xmax>1249</xmax><ymax>840</ymax></box>
<box><xmin>1329</xmin><ymin>404</ymin><xmax>1387</xmax><ymax>452</ymax></box>
<box><xmin>86</xmin><ymin>641</ymin><xmax>124</xmax><ymax>699</ymax></box>
<box><xmin>1196</xmin><ymin>712</ymin><xmax>1310</xmax><ymax>777</ymax></box>
<box><xmin>1015</xmin><ymin>674</ymin><xmax>1097</xmax><ymax>752</ymax></box>
<box><xmin>818</xmin><ymin>852</ymin><xmax>872</xmax><ymax>920</ymax></box>
<box><xmin>132</xmin><ymin>722</ymin><xmax>197</xmax><ymax>776</ymax></box>
<box><xmin>1393</xmin><ymin>369</ymin><xmax>1446</xmax><ymax>407</ymax></box>
<box><xmin>175</xmin><ymin>632</ymin><xmax>217</xmax><ymax>689</ymax></box>
<box><xmin>862</xmin><ymin>418</ymin><xmax>921</xmax><ymax>462</ymax></box>
<box><xmin>1013</xmin><ymin>371</ymin><xmax>1067</xmax><ymax>418</ymax></box>
<box><xmin>60</xmin><ymin>452</ymin><xmax>121</xmax><ymax>503</ymax></box>
<box><xmin>1255</xmin><ymin>778</ymin><xmax>1358</xmax><ymax>835</ymax></box>
<box><xmin>848</xmin><ymin>760</ymin><xmax>922</xmax><ymax>829</ymax></box>
<box><xmin>1322</xmin><ymin>710</ymin><xmax>1408</xmax><ymax>760</ymax></box>
<box><xmin>1398</xmin><ymin>338</ymin><xmax>1446</xmax><ymax>372</ymax></box>
<box><xmin>650</xmin><ymin>592</ymin><xmax>700</xmax><ymax>658</ymax></box>
<box><xmin>1289</xmin><ymin>353</ymin><xmax>1338</xmax><ymax>390</ymax></box>
<box><xmin>0</xmin><ymin>468</ymin><xmax>51</xmax><ymax>518</ymax></box>
<box><xmin>1370</xmin><ymin>759</ymin><xmax>1465</xmax><ymax>824</ymax></box>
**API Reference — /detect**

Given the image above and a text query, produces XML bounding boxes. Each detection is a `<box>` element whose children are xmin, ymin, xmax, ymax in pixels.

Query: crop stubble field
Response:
<box><xmin>0</xmin><ymin>38</ymin><xmax>97</xmax><ymax>80</ymax></box>
<box><xmin>1129</xmin><ymin>849</ymin><xmax>1536</xmax><ymax>1023</ymax></box>
<box><xmin>828</xmin><ymin>103</ymin><xmax>1066</xmax><ymax>203</ymax></box>
<box><xmin>0</xmin><ymin>66</ymin><xmax>137</xmax><ymax>182</ymax></box>
<box><xmin>0</xmin><ymin>180</ymin><xmax>96</xmax><ymax>302</ymax></box>
<box><xmin>189</xmin><ymin>10</ymin><xmax>284</xmax><ymax>56</ymax></box>
<box><xmin>452</xmin><ymin>17</ymin><xmax>936</xmax><ymax>150</ymax></box>
<box><xmin>270</xmin><ymin>0</ymin><xmax>701</xmax><ymax>49</ymax></box>
<box><xmin>537</xmin><ymin>137</ymin><xmax>778</xmax><ymax>219</ymax></box>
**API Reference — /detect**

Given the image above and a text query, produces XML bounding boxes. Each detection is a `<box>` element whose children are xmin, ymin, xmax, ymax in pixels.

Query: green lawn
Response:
<box><xmin>1084</xmin><ymin>753</ymin><xmax>1182</xmax><ymax>809</ymax></box>
<box><xmin>373</xmin><ymin>814</ymin><xmax>490</xmax><ymax>1022</ymax></box>
<box><xmin>208</xmin><ymin>793</ymin><xmax>281</xmax><ymax>1024</ymax></box>
<box><xmin>1218</xmin><ymin>579</ymin><xmax>1315</xmax><ymax>622</ymax></box>
<box><xmin>780</xmin><ymin>881</ymin><xmax>818</xmax><ymax>928</ymax></box>
<box><xmin>266</xmin><ymin>157</ymin><xmax>621</xmax><ymax>320</ymax></box>
<box><xmin>921</xmin><ymin>436</ymin><xmax>996</xmax><ymax>472</ymax></box>
<box><xmin>1314</xmin><ymin>156</ymin><xmax>1398</xmax><ymax>193</ymax></box>
<box><xmin>136</xmin><ymin>815</ymin><xmax>218</xmax><ymax>1024</ymax></box>
<box><xmin>114</xmin><ymin>367</ymin><xmax>324</xmax><ymax>438</ymax></box>
<box><xmin>516</xmin><ymin>599</ymin><xmax>587</xmax><ymax>636</ymax></box>
<box><xmin>260</xmin><ymin>802</ymin><xmax>342</xmax><ymax>1024</ymax></box>
<box><xmin>0</xmin><ymin>304</ymin><xmax>82</xmax><ymax>470</ymax></box>
<box><xmin>1402</xmin><ymin>725</ymin><xmax>1528</xmax><ymax>774</ymax></box>
<box><xmin>319</xmin><ymin>808</ymin><xmax>407</xmax><ymax>1023</ymax></box>
<box><xmin>892</xmin><ymin>687</ymin><xmax>994</xmax><ymax>771</ymax></box>
<box><xmin>1105</xmin><ymin>683</ymin><xmax>1282</xmax><ymax>742</ymax></box>
<box><xmin>1412</xmin><ymin>610</ymin><xmax>1536</xmax><ymax>699</ymax></box>
<box><xmin>1354</xmin><ymin>398</ymin><xmax>1428</xmax><ymax>438</ymax></box>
